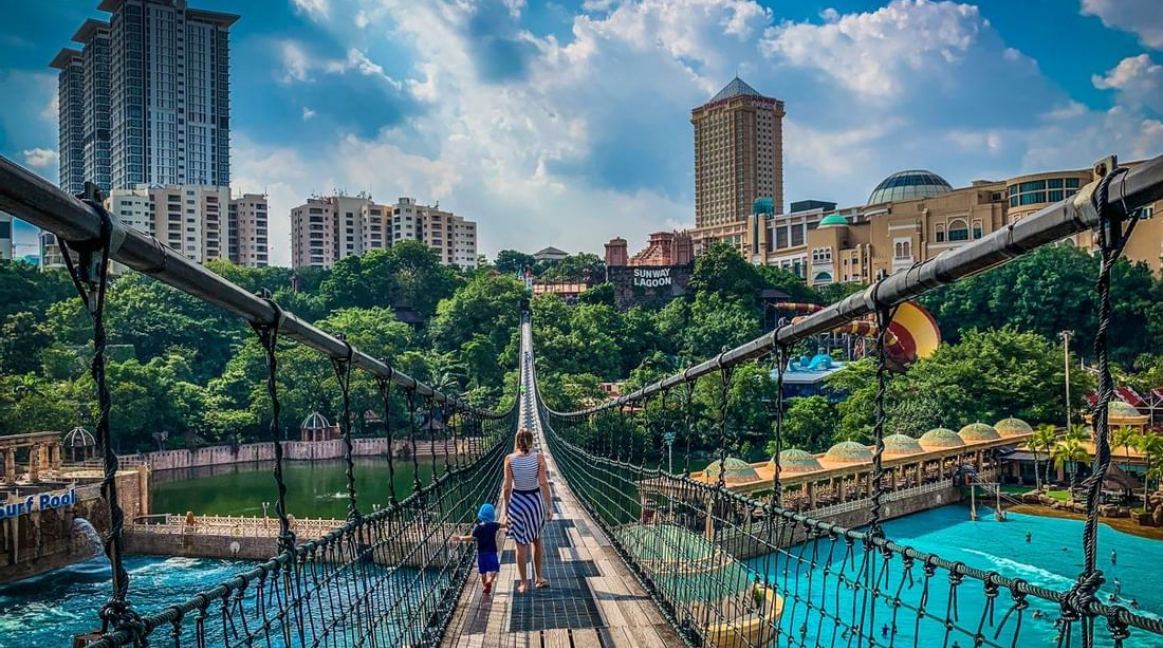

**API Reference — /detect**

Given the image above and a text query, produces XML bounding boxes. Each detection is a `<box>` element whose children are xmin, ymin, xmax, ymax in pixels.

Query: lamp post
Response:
<box><xmin>662</xmin><ymin>431</ymin><xmax>676</xmax><ymax>474</ymax></box>
<box><xmin>1059</xmin><ymin>330</ymin><xmax>1073</xmax><ymax>433</ymax></box>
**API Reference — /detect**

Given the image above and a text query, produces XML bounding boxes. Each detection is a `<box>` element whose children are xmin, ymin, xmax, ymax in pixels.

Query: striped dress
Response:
<box><xmin>507</xmin><ymin>452</ymin><xmax>546</xmax><ymax>545</ymax></box>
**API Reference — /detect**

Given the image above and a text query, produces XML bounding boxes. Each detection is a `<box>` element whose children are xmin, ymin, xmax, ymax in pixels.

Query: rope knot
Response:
<box><xmin>1105</xmin><ymin>606</ymin><xmax>1131</xmax><ymax>642</ymax></box>
<box><xmin>1062</xmin><ymin>570</ymin><xmax>1105</xmax><ymax>621</ymax></box>
<box><xmin>983</xmin><ymin>571</ymin><xmax>1001</xmax><ymax>600</ymax></box>
<box><xmin>1008</xmin><ymin>578</ymin><xmax>1030</xmax><ymax>611</ymax></box>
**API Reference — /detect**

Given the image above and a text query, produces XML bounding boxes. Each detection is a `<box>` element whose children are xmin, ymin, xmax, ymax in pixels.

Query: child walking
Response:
<box><xmin>454</xmin><ymin>503</ymin><xmax>505</xmax><ymax>594</ymax></box>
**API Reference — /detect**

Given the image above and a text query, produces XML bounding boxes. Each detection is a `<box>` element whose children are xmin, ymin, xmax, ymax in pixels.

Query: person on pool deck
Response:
<box><xmin>452</xmin><ymin>503</ymin><xmax>506</xmax><ymax>594</ymax></box>
<box><xmin>501</xmin><ymin>429</ymin><xmax>553</xmax><ymax>594</ymax></box>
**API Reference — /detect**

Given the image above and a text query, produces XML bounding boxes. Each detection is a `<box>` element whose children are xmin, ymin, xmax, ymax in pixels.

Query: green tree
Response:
<box><xmin>689</xmin><ymin>242</ymin><xmax>765</xmax><ymax>307</ymax></box>
<box><xmin>772</xmin><ymin>395</ymin><xmax>838</xmax><ymax>454</ymax></box>
<box><xmin>494</xmin><ymin>249</ymin><xmax>535</xmax><ymax>275</ymax></box>
<box><xmin>430</xmin><ymin>273</ymin><xmax>524</xmax><ymax>361</ymax></box>
<box><xmin>1134</xmin><ymin>430</ymin><xmax>1163</xmax><ymax>505</ymax></box>
<box><xmin>1031</xmin><ymin>424</ymin><xmax>1058</xmax><ymax>490</ymax></box>
<box><xmin>1051</xmin><ymin>433</ymin><xmax>1089</xmax><ymax>497</ymax></box>
<box><xmin>683</xmin><ymin>292</ymin><xmax>760</xmax><ymax>360</ymax></box>
<box><xmin>577</xmin><ymin>282</ymin><xmax>616</xmax><ymax>307</ymax></box>
<box><xmin>0</xmin><ymin>312</ymin><xmax>52</xmax><ymax>375</ymax></box>
<box><xmin>538</xmin><ymin>253</ymin><xmax>604</xmax><ymax>283</ymax></box>
<box><xmin>920</xmin><ymin>246</ymin><xmax>1158</xmax><ymax>365</ymax></box>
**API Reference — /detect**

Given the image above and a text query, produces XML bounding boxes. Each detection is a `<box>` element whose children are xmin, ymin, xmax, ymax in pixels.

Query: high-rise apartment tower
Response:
<box><xmin>51</xmin><ymin>0</ymin><xmax>238</xmax><ymax>195</ymax></box>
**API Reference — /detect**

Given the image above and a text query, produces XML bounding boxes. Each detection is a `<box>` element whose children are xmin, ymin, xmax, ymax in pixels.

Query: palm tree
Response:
<box><xmin>1133</xmin><ymin>431</ymin><xmax>1163</xmax><ymax>506</ymax></box>
<box><xmin>1113</xmin><ymin>425</ymin><xmax>1137</xmax><ymax>471</ymax></box>
<box><xmin>1031</xmin><ymin>424</ymin><xmax>1058</xmax><ymax>490</ymax></box>
<box><xmin>1051</xmin><ymin>437</ymin><xmax>1090</xmax><ymax>500</ymax></box>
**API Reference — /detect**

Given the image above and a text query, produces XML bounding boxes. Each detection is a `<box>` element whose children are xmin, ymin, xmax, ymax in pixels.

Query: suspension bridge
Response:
<box><xmin>3</xmin><ymin>152</ymin><xmax>1163</xmax><ymax>648</ymax></box>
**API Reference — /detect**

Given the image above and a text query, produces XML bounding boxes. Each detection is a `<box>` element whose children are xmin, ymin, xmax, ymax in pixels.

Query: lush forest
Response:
<box><xmin>2</xmin><ymin>239</ymin><xmax>1162</xmax><ymax>461</ymax></box>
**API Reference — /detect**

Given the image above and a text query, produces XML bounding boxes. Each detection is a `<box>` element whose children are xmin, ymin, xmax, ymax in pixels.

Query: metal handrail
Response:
<box><xmin>0</xmin><ymin>155</ymin><xmax>509</xmax><ymax>418</ymax></box>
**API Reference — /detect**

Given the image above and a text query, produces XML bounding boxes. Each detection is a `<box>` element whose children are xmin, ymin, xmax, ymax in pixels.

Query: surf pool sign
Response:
<box><xmin>0</xmin><ymin>487</ymin><xmax>78</xmax><ymax>520</ymax></box>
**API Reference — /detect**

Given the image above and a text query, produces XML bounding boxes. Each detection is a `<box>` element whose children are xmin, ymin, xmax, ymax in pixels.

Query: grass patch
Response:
<box><xmin>1045</xmin><ymin>490</ymin><xmax>1072</xmax><ymax>502</ymax></box>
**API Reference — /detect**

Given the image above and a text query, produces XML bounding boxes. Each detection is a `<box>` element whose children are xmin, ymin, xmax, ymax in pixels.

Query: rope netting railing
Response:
<box><xmin>0</xmin><ymin>167</ymin><xmax>521</xmax><ymax>646</ymax></box>
<box><xmin>535</xmin><ymin>157</ymin><xmax>1163</xmax><ymax>648</ymax></box>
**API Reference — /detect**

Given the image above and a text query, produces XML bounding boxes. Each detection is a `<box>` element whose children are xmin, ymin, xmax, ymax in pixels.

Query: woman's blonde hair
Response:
<box><xmin>515</xmin><ymin>429</ymin><xmax>534</xmax><ymax>453</ymax></box>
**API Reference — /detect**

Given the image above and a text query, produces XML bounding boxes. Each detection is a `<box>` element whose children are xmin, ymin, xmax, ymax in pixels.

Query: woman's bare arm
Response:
<box><xmin>538</xmin><ymin>454</ymin><xmax>553</xmax><ymax>521</ymax></box>
<box><xmin>501</xmin><ymin>455</ymin><xmax>514</xmax><ymax>523</ymax></box>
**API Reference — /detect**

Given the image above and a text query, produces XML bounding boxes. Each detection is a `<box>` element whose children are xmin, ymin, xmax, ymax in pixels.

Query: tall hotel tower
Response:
<box><xmin>691</xmin><ymin>77</ymin><xmax>785</xmax><ymax>227</ymax></box>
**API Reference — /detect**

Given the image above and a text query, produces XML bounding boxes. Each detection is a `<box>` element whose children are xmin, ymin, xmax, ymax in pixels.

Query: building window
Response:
<box><xmin>948</xmin><ymin>219</ymin><xmax>969</xmax><ymax>241</ymax></box>
<box><xmin>894</xmin><ymin>239</ymin><xmax>912</xmax><ymax>260</ymax></box>
<box><xmin>972</xmin><ymin>219</ymin><xmax>983</xmax><ymax>239</ymax></box>
<box><xmin>935</xmin><ymin>224</ymin><xmax>945</xmax><ymax>243</ymax></box>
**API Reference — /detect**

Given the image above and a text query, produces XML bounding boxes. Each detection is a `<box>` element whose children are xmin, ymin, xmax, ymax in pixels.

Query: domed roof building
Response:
<box><xmin>775</xmin><ymin>448</ymin><xmax>823</xmax><ymax>474</ymax></box>
<box><xmin>63</xmin><ymin>426</ymin><xmax>97</xmax><ymax>462</ymax></box>
<box><xmin>1088</xmin><ymin>400</ymin><xmax>1149</xmax><ymax>430</ymax></box>
<box><xmin>818</xmin><ymin>213</ymin><xmax>848</xmax><ymax>227</ymax></box>
<box><xmin>868</xmin><ymin>170</ymin><xmax>953</xmax><ymax>205</ymax></box>
<box><xmin>882</xmin><ymin>434</ymin><xmax>923</xmax><ymax>457</ymax></box>
<box><xmin>704</xmin><ymin>457</ymin><xmax>761</xmax><ymax>485</ymax></box>
<box><xmin>918</xmin><ymin>427</ymin><xmax>965</xmax><ymax>450</ymax></box>
<box><xmin>994</xmin><ymin>417</ymin><xmax>1033</xmax><ymax>438</ymax></box>
<box><xmin>824</xmin><ymin>441</ymin><xmax>873</xmax><ymax>464</ymax></box>
<box><xmin>958</xmin><ymin>422</ymin><xmax>1001</xmax><ymax>443</ymax></box>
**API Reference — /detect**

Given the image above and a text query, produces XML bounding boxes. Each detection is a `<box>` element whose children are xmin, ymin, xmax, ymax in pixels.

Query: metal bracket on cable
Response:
<box><xmin>60</xmin><ymin>182</ymin><xmax>145</xmax><ymax>642</ymax></box>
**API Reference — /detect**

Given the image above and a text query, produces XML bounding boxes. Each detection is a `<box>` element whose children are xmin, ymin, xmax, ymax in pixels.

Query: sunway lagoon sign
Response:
<box><xmin>632</xmin><ymin>267</ymin><xmax>672</xmax><ymax>288</ymax></box>
<box><xmin>0</xmin><ymin>487</ymin><xmax>77</xmax><ymax>521</ymax></box>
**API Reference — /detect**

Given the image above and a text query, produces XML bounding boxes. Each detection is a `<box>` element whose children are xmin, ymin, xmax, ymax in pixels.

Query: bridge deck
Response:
<box><xmin>442</xmin><ymin>446</ymin><xmax>681</xmax><ymax>647</ymax></box>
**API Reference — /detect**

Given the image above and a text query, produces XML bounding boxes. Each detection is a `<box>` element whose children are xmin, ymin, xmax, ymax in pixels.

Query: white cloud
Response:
<box><xmin>279</xmin><ymin>41</ymin><xmax>402</xmax><ymax>88</ymax></box>
<box><xmin>290</xmin><ymin>0</ymin><xmax>329</xmax><ymax>20</ymax></box>
<box><xmin>22</xmin><ymin>147</ymin><xmax>57</xmax><ymax>168</ymax></box>
<box><xmin>1092</xmin><ymin>54</ymin><xmax>1163</xmax><ymax>113</ymax></box>
<box><xmin>761</xmin><ymin>0</ymin><xmax>984</xmax><ymax>98</ymax></box>
<box><xmin>302</xmin><ymin>106</ymin><xmax>316</xmax><ymax>121</ymax></box>
<box><xmin>41</xmin><ymin>92</ymin><xmax>58</xmax><ymax>123</ymax></box>
<box><xmin>279</xmin><ymin>41</ymin><xmax>312</xmax><ymax>83</ymax></box>
<box><xmin>238</xmin><ymin>0</ymin><xmax>1163</xmax><ymax>266</ymax></box>
<box><xmin>1081</xmin><ymin>0</ymin><xmax>1163</xmax><ymax>49</ymax></box>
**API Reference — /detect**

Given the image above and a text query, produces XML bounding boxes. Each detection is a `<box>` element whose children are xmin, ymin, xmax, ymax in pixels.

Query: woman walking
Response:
<box><xmin>502</xmin><ymin>429</ymin><xmax>553</xmax><ymax>593</ymax></box>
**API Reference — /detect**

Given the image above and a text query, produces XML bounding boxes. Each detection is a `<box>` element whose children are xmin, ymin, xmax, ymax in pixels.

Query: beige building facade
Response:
<box><xmin>291</xmin><ymin>194</ymin><xmax>478</xmax><ymax>270</ymax></box>
<box><xmin>737</xmin><ymin>165</ymin><xmax>1163</xmax><ymax>287</ymax></box>
<box><xmin>40</xmin><ymin>184</ymin><xmax>267</xmax><ymax>270</ymax></box>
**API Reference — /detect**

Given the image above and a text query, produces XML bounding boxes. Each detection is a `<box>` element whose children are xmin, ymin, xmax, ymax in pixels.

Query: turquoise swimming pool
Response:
<box><xmin>745</xmin><ymin>505</ymin><xmax>1163</xmax><ymax>647</ymax></box>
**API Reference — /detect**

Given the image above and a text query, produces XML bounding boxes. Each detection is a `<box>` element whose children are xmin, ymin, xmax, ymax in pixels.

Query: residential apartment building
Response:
<box><xmin>228</xmin><ymin>195</ymin><xmax>269</xmax><ymax>267</ymax></box>
<box><xmin>291</xmin><ymin>194</ymin><xmax>478</xmax><ymax>270</ymax></box>
<box><xmin>41</xmin><ymin>185</ymin><xmax>268</xmax><ymax>269</ymax></box>
<box><xmin>691</xmin><ymin>77</ymin><xmax>784</xmax><ymax>230</ymax></box>
<box><xmin>0</xmin><ymin>213</ymin><xmax>13</xmax><ymax>261</ymax></box>
<box><xmin>51</xmin><ymin>0</ymin><xmax>238</xmax><ymax>195</ymax></box>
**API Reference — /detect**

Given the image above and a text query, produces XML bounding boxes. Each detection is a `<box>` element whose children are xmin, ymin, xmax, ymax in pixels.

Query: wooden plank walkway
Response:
<box><xmin>442</xmin><ymin>331</ymin><xmax>679</xmax><ymax>647</ymax></box>
<box><xmin>442</xmin><ymin>447</ymin><xmax>681</xmax><ymax>647</ymax></box>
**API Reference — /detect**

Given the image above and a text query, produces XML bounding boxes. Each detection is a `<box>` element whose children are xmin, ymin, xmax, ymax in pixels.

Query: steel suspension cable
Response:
<box><xmin>59</xmin><ymin>183</ymin><xmax>144</xmax><ymax>640</ymax></box>
<box><xmin>375</xmin><ymin>371</ymin><xmax>399</xmax><ymax>505</ymax></box>
<box><xmin>1065</xmin><ymin>166</ymin><xmax>1139</xmax><ymax>648</ymax></box>
<box><xmin>330</xmin><ymin>335</ymin><xmax>360</xmax><ymax>521</ymax></box>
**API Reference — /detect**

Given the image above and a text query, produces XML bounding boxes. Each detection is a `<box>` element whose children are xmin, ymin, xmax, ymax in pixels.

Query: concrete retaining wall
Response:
<box><xmin>125</xmin><ymin>524</ymin><xmax>468</xmax><ymax>569</ymax></box>
<box><xmin>0</xmin><ymin>467</ymin><xmax>149</xmax><ymax>584</ymax></box>
<box><xmin>114</xmin><ymin>438</ymin><xmax>480</xmax><ymax>472</ymax></box>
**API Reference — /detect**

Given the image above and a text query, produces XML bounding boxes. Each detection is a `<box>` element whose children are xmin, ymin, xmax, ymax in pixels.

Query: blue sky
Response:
<box><xmin>2</xmin><ymin>0</ymin><xmax>1162</xmax><ymax>265</ymax></box>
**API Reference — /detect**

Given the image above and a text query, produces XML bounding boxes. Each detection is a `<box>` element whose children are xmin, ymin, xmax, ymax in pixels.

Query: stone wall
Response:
<box><xmin>0</xmin><ymin>467</ymin><xmax>149</xmax><ymax>584</ymax></box>
<box><xmin>125</xmin><ymin>523</ymin><xmax>465</xmax><ymax>569</ymax></box>
<box><xmin>606</xmin><ymin>264</ymin><xmax>693</xmax><ymax>310</ymax></box>
<box><xmin>113</xmin><ymin>438</ymin><xmax>478</xmax><ymax>472</ymax></box>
